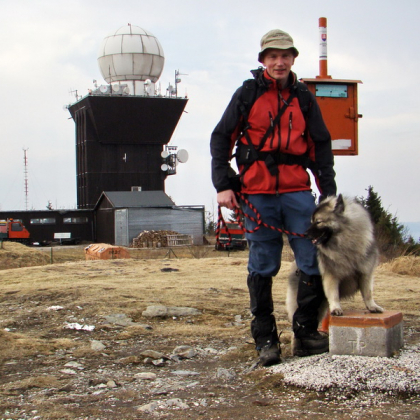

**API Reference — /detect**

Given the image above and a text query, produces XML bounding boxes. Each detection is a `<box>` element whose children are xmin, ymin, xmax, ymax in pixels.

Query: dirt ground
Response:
<box><xmin>0</xmin><ymin>242</ymin><xmax>419</xmax><ymax>420</ymax></box>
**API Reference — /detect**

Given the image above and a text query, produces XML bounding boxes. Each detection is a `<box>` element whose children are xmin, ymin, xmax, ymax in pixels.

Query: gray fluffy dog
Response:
<box><xmin>287</xmin><ymin>194</ymin><xmax>383</xmax><ymax>322</ymax></box>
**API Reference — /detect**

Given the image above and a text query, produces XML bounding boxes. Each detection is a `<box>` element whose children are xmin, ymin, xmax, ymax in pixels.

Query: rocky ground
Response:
<box><xmin>0</xmin><ymin>244</ymin><xmax>419</xmax><ymax>419</ymax></box>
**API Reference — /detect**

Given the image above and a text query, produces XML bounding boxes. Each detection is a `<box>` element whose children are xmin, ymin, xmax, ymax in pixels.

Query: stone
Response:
<box><xmin>142</xmin><ymin>305</ymin><xmax>201</xmax><ymax>318</ymax></box>
<box><xmin>171</xmin><ymin>370</ymin><xmax>200</xmax><ymax>377</ymax></box>
<box><xmin>64</xmin><ymin>361</ymin><xmax>84</xmax><ymax>369</ymax></box>
<box><xmin>216</xmin><ymin>368</ymin><xmax>236</xmax><ymax>381</ymax></box>
<box><xmin>90</xmin><ymin>340</ymin><xmax>106</xmax><ymax>351</ymax></box>
<box><xmin>135</xmin><ymin>372</ymin><xmax>157</xmax><ymax>380</ymax></box>
<box><xmin>140</xmin><ymin>350</ymin><xmax>165</xmax><ymax>359</ymax></box>
<box><xmin>167</xmin><ymin>307</ymin><xmax>201</xmax><ymax>317</ymax></box>
<box><xmin>60</xmin><ymin>369</ymin><xmax>77</xmax><ymax>375</ymax></box>
<box><xmin>142</xmin><ymin>305</ymin><xmax>168</xmax><ymax>317</ymax></box>
<box><xmin>103</xmin><ymin>313</ymin><xmax>135</xmax><ymax>326</ymax></box>
<box><xmin>172</xmin><ymin>345</ymin><xmax>197</xmax><ymax>359</ymax></box>
<box><xmin>165</xmin><ymin>398</ymin><xmax>189</xmax><ymax>409</ymax></box>
<box><xmin>329</xmin><ymin>310</ymin><xmax>403</xmax><ymax>357</ymax></box>
<box><xmin>137</xmin><ymin>402</ymin><xmax>159</xmax><ymax>413</ymax></box>
<box><xmin>118</xmin><ymin>356</ymin><xmax>141</xmax><ymax>365</ymax></box>
<box><xmin>152</xmin><ymin>358</ymin><xmax>167</xmax><ymax>367</ymax></box>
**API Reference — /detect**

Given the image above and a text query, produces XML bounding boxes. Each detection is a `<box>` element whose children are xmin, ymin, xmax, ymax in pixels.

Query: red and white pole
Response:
<box><xmin>318</xmin><ymin>17</ymin><xmax>331</xmax><ymax>79</ymax></box>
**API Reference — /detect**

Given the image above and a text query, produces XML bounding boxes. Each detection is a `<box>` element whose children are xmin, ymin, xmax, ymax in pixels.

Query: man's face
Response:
<box><xmin>262</xmin><ymin>48</ymin><xmax>295</xmax><ymax>86</ymax></box>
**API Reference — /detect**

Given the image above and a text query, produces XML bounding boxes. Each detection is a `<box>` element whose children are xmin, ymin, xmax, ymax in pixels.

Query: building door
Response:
<box><xmin>115</xmin><ymin>209</ymin><xmax>129</xmax><ymax>246</ymax></box>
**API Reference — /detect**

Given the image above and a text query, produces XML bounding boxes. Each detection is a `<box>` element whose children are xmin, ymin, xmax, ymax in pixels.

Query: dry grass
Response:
<box><xmin>0</xmin><ymin>238</ymin><xmax>295</xmax><ymax>268</ymax></box>
<box><xmin>0</xmin><ymin>243</ymin><xmax>419</xmax><ymax>357</ymax></box>
<box><xmin>378</xmin><ymin>255</ymin><xmax>420</xmax><ymax>276</ymax></box>
<box><xmin>1</xmin><ymin>243</ymin><xmax>420</xmax><ymax>419</ymax></box>
<box><xmin>0</xmin><ymin>241</ymin><xmax>50</xmax><ymax>269</ymax></box>
<box><xmin>1</xmin><ymin>253</ymin><xmax>419</xmax><ymax>336</ymax></box>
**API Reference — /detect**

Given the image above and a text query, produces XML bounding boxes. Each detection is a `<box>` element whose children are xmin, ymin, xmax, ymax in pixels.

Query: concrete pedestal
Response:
<box><xmin>329</xmin><ymin>310</ymin><xmax>403</xmax><ymax>357</ymax></box>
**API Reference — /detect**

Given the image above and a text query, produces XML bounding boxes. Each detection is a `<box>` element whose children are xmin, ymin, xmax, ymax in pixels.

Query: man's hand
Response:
<box><xmin>217</xmin><ymin>189</ymin><xmax>239</xmax><ymax>210</ymax></box>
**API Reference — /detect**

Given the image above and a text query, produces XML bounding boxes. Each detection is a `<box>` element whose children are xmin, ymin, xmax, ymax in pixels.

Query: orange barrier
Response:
<box><xmin>85</xmin><ymin>243</ymin><xmax>130</xmax><ymax>260</ymax></box>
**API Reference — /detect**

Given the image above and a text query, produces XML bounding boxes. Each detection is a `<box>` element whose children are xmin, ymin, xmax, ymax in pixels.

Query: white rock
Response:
<box><xmin>152</xmin><ymin>358</ymin><xmax>166</xmax><ymax>367</ymax></box>
<box><xmin>171</xmin><ymin>370</ymin><xmax>200</xmax><ymax>377</ymax></box>
<box><xmin>173</xmin><ymin>345</ymin><xmax>197</xmax><ymax>359</ymax></box>
<box><xmin>165</xmin><ymin>398</ymin><xmax>189</xmax><ymax>409</ymax></box>
<box><xmin>60</xmin><ymin>369</ymin><xmax>77</xmax><ymax>375</ymax></box>
<box><xmin>64</xmin><ymin>322</ymin><xmax>95</xmax><ymax>331</ymax></box>
<box><xmin>135</xmin><ymin>372</ymin><xmax>157</xmax><ymax>380</ymax></box>
<box><xmin>64</xmin><ymin>361</ymin><xmax>84</xmax><ymax>369</ymax></box>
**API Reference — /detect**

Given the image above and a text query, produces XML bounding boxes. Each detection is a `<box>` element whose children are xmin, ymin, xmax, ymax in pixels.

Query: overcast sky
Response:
<box><xmin>1</xmin><ymin>0</ymin><xmax>419</xmax><ymax>232</ymax></box>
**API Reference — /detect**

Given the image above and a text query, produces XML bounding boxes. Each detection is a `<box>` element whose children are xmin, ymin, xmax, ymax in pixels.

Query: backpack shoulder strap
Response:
<box><xmin>238</xmin><ymin>78</ymin><xmax>258</xmax><ymax>120</ymax></box>
<box><xmin>295</xmin><ymin>81</ymin><xmax>312</xmax><ymax>119</ymax></box>
<box><xmin>237</xmin><ymin>67</ymin><xmax>265</xmax><ymax>120</ymax></box>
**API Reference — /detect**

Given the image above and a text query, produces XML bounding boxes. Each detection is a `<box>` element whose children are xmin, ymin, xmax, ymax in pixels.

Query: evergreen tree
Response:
<box><xmin>363</xmin><ymin>186</ymin><xmax>383</xmax><ymax>224</ymax></box>
<box><xmin>360</xmin><ymin>185</ymin><xmax>417</xmax><ymax>257</ymax></box>
<box><xmin>205</xmin><ymin>210</ymin><xmax>216</xmax><ymax>235</ymax></box>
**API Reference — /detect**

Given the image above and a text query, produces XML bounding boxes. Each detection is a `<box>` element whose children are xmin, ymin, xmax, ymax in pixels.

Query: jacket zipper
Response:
<box><xmin>286</xmin><ymin>112</ymin><xmax>293</xmax><ymax>150</ymax></box>
<box><xmin>269</xmin><ymin>112</ymin><xmax>274</xmax><ymax>148</ymax></box>
<box><xmin>276</xmin><ymin>90</ymin><xmax>283</xmax><ymax>193</ymax></box>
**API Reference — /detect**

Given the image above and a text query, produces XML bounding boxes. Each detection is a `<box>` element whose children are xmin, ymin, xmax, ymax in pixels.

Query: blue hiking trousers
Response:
<box><xmin>243</xmin><ymin>191</ymin><xmax>320</xmax><ymax>277</ymax></box>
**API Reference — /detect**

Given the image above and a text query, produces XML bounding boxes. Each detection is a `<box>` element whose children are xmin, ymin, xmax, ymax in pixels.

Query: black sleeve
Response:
<box><xmin>210</xmin><ymin>87</ymin><xmax>243</xmax><ymax>192</ymax></box>
<box><xmin>306</xmin><ymin>92</ymin><xmax>337</xmax><ymax>198</ymax></box>
<box><xmin>313</xmin><ymin>140</ymin><xmax>337</xmax><ymax>198</ymax></box>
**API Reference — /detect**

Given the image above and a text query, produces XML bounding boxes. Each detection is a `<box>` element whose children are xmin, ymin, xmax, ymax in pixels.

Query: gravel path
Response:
<box><xmin>271</xmin><ymin>343</ymin><xmax>420</xmax><ymax>394</ymax></box>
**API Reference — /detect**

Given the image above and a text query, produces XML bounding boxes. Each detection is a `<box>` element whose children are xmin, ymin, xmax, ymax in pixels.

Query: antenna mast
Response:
<box><xmin>23</xmin><ymin>148</ymin><xmax>29</xmax><ymax>210</ymax></box>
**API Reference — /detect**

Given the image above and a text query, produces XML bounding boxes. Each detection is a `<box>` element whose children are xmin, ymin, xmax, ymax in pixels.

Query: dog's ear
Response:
<box><xmin>334</xmin><ymin>194</ymin><xmax>345</xmax><ymax>215</ymax></box>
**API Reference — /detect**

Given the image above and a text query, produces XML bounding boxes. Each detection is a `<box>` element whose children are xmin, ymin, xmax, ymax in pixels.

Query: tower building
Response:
<box><xmin>68</xmin><ymin>24</ymin><xmax>188</xmax><ymax>209</ymax></box>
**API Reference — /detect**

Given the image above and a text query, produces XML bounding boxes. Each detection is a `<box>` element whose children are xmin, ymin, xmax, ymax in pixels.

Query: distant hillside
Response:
<box><xmin>403</xmin><ymin>222</ymin><xmax>420</xmax><ymax>242</ymax></box>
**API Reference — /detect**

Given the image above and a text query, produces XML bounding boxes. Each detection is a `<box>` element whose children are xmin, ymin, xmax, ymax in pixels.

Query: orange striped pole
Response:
<box><xmin>318</xmin><ymin>17</ymin><xmax>331</xmax><ymax>79</ymax></box>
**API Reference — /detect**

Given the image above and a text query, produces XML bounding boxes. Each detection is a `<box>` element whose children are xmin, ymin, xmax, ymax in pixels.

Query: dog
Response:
<box><xmin>286</xmin><ymin>194</ymin><xmax>383</xmax><ymax>321</ymax></box>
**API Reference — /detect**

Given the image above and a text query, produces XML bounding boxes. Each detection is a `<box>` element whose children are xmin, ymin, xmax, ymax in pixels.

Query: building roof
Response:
<box><xmin>96</xmin><ymin>191</ymin><xmax>175</xmax><ymax>209</ymax></box>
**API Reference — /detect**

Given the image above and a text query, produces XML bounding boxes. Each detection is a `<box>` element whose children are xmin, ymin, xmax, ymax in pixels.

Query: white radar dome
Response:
<box><xmin>97</xmin><ymin>24</ymin><xmax>165</xmax><ymax>83</ymax></box>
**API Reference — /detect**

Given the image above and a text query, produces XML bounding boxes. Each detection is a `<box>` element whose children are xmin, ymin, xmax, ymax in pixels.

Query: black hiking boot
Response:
<box><xmin>258</xmin><ymin>342</ymin><xmax>281</xmax><ymax>366</ymax></box>
<box><xmin>293</xmin><ymin>331</ymin><xmax>329</xmax><ymax>357</ymax></box>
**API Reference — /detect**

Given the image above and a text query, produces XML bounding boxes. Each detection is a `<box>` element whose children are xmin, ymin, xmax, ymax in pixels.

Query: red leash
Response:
<box><xmin>215</xmin><ymin>192</ymin><xmax>305</xmax><ymax>248</ymax></box>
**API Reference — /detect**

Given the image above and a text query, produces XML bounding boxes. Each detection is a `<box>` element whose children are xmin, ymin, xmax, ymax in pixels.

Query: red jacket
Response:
<box><xmin>211</xmin><ymin>68</ymin><xmax>336</xmax><ymax>198</ymax></box>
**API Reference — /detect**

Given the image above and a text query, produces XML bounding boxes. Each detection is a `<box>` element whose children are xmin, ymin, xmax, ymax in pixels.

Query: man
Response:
<box><xmin>210</xmin><ymin>29</ymin><xmax>336</xmax><ymax>366</ymax></box>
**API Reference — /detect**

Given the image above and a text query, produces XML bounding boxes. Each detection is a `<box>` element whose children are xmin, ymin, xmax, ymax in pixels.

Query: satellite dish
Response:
<box><xmin>161</xmin><ymin>164</ymin><xmax>168</xmax><ymax>171</ymax></box>
<box><xmin>123</xmin><ymin>86</ymin><xmax>130</xmax><ymax>94</ymax></box>
<box><xmin>177</xmin><ymin>149</ymin><xmax>189</xmax><ymax>163</ymax></box>
<box><xmin>112</xmin><ymin>84</ymin><xmax>121</xmax><ymax>92</ymax></box>
<box><xmin>99</xmin><ymin>85</ymin><xmax>108</xmax><ymax>93</ymax></box>
<box><xmin>161</xmin><ymin>150</ymin><xmax>169</xmax><ymax>158</ymax></box>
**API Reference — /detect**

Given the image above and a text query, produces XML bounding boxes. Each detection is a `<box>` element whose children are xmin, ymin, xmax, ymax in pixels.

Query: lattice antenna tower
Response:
<box><xmin>23</xmin><ymin>148</ymin><xmax>29</xmax><ymax>211</ymax></box>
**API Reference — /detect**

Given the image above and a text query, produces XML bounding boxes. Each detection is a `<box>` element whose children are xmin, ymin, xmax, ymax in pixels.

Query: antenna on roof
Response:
<box><xmin>174</xmin><ymin>69</ymin><xmax>188</xmax><ymax>98</ymax></box>
<box><xmin>23</xmin><ymin>148</ymin><xmax>29</xmax><ymax>211</ymax></box>
<box><xmin>160</xmin><ymin>146</ymin><xmax>189</xmax><ymax>176</ymax></box>
<box><xmin>69</xmin><ymin>88</ymin><xmax>80</xmax><ymax>101</ymax></box>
